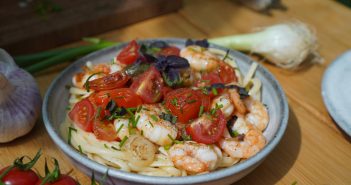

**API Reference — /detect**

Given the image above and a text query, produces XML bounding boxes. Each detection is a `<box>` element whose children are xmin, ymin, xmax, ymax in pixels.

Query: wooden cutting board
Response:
<box><xmin>0</xmin><ymin>0</ymin><xmax>182</xmax><ymax>55</ymax></box>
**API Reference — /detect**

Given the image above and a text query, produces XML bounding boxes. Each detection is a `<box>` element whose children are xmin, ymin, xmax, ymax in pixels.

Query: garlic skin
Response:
<box><xmin>0</xmin><ymin>49</ymin><xmax>42</xmax><ymax>143</ymax></box>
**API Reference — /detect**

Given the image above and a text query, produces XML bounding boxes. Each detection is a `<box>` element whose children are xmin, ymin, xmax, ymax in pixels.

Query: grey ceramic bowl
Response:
<box><xmin>43</xmin><ymin>38</ymin><xmax>289</xmax><ymax>185</ymax></box>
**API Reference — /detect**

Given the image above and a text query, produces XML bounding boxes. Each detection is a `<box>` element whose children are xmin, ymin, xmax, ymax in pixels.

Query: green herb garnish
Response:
<box><xmin>68</xmin><ymin>127</ymin><xmax>77</xmax><ymax>145</ymax></box>
<box><xmin>119</xmin><ymin>136</ymin><xmax>128</xmax><ymax>148</ymax></box>
<box><xmin>84</xmin><ymin>72</ymin><xmax>103</xmax><ymax>92</ymax></box>
<box><xmin>198</xmin><ymin>105</ymin><xmax>204</xmax><ymax>117</ymax></box>
<box><xmin>116</xmin><ymin>124</ymin><xmax>124</xmax><ymax>135</ymax></box>
<box><xmin>150</xmin><ymin>114</ymin><xmax>159</xmax><ymax>122</ymax></box>
<box><xmin>78</xmin><ymin>145</ymin><xmax>83</xmax><ymax>154</ymax></box>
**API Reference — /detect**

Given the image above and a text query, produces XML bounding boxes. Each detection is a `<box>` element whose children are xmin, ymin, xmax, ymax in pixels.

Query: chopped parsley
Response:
<box><xmin>150</xmin><ymin>114</ymin><xmax>159</xmax><ymax>122</ymax></box>
<box><xmin>119</xmin><ymin>136</ymin><xmax>128</xmax><ymax>148</ymax></box>
<box><xmin>186</xmin><ymin>99</ymin><xmax>197</xmax><ymax>104</ymax></box>
<box><xmin>68</xmin><ymin>127</ymin><xmax>77</xmax><ymax>145</ymax></box>
<box><xmin>116</xmin><ymin>124</ymin><xmax>124</xmax><ymax>135</ymax></box>
<box><xmin>83</xmin><ymin>72</ymin><xmax>103</xmax><ymax>92</ymax></box>
<box><xmin>198</xmin><ymin>105</ymin><xmax>204</xmax><ymax>117</ymax></box>
<box><xmin>212</xmin><ymin>87</ymin><xmax>218</xmax><ymax>96</ymax></box>
<box><xmin>104</xmin><ymin>144</ymin><xmax>109</xmax><ymax>149</ymax></box>
<box><xmin>148</xmin><ymin>121</ymin><xmax>154</xmax><ymax>127</ymax></box>
<box><xmin>159</xmin><ymin>112</ymin><xmax>177</xmax><ymax>124</ymax></box>
<box><xmin>171</xmin><ymin>98</ymin><xmax>178</xmax><ymax>106</ymax></box>
<box><xmin>78</xmin><ymin>145</ymin><xmax>83</xmax><ymax>154</ymax></box>
<box><xmin>111</xmin><ymin>146</ymin><xmax>121</xmax><ymax>151</ymax></box>
<box><xmin>164</xmin><ymin>145</ymin><xmax>171</xmax><ymax>151</ymax></box>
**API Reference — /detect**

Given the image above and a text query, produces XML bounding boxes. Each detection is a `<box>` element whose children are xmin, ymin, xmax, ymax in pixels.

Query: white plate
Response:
<box><xmin>322</xmin><ymin>50</ymin><xmax>351</xmax><ymax>136</ymax></box>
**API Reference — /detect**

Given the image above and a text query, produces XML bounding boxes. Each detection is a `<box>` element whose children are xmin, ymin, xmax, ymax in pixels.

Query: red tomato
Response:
<box><xmin>195</xmin><ymin>90</ymin><xmax>211</xmax><ymax>112</ymax></box>
<box><xmin>200</xmin><ymin>73</ymin><xmax>222</xmax><ymax>86</ymax></box>
<box><xmin>91</xmin><ymin>88</ymin><xmax>143</xmax><ymax>108</ymax></box>
<box><xmin>116</xmin><ymin>40</ymin><xmax>140</xmax><ymax>65</ymax></box>
<box><xmin>186</xmin><ymin>110</ymin><xmax>226</xmax><ymax>144</ymax></box>
<box><xmin>0</xmin><ymin>167</ymin><xmax>39</xmax><ymax>185</ymax></box>
<box><xmin>130</xmin><ymin>66</ymin><xmax>164</xmax><ymax>103</ymax></box>
<box><xmin>217</xmin><ymin>62</ymin><xmax>237</xmax><ymax>83</ymax></box>
<box><xmin>161</xmin><ymin>86</ymin><xmax>173</xmax><ymax>98</ymax></box>
<box><xmin>68</xmin><ymin>99</ymin><xmax>95</xmax><ymax>132</ymax></box>
<box><xmin>36</xmin><ymin>175</ymin><xmax>78</xmax><ymax>185</ymax></box>
<box><xmin>158</xmin><ymin>46</ymin><xmax>180</xmax><ymax>56</ymax></box>
<box><xmin>88</xmin><ymin>71</ymin><xmax>130</xmax><ymax>91</ymax></box>
<box><xmin>196</xmin><ymin>73</ymin><xmax>223</xmax><ymax>98</ymax></box>
<box><xmin>93</xmin><ymin>120</ymin><xmax>118</xmax><ymax>141</ymax></box>
<box><xmin>164</xmin><ymin>88</ymin><xmax>202</xmax><ymax>123</ymax></box>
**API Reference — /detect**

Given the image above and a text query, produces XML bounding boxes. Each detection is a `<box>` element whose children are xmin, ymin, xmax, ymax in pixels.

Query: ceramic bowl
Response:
<box><xmin>43</xmin><ymin>38</ymin><xmax>289</xmax><ymax>185</ymax></box>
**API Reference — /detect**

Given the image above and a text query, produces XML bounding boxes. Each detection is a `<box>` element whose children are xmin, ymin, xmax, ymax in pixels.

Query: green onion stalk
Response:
<box><xmin>15</xmin><ymin>21</ymin><xmax>322</xmax><ymax>73</ymax></box>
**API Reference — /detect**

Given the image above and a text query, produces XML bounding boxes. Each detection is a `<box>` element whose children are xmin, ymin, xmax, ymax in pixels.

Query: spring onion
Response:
<box><xmin>209</xmin><ymin>21</ymin><xmax>322</xmax><ymax>69</ymax></box>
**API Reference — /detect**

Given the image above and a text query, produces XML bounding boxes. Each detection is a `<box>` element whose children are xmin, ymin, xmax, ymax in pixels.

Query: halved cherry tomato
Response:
<box><xmin>158</xmin><ymin>46</ymin><xmax>180</xmax><ymax>56</ymax></box>
<box><xmin>90</xmin><ymin>88</ymin><xmax>143</xmax><ymax>108</ymax></box>
<box><xmin>88</xmin><ymin>71</ymin><xmax>130</xmax><ymax>91</ymax></box>
<box><xmin>164</xmin><ymin>88</ymin><xmax>202</xmax><ymax>123</ymax></box>
<box><xmin>92</xmin><ymin>120</ymin><xmax>118</xmax><ymax>141</ymax></box>
<box><xmin>36</xmin><ymin>175</ymin><xmax>78</xmax><ymax>185</ymax></box>
<box><xmin>186</xmin><ymin>110</ymin><xmax>226</xmax><ymax>144</ymax></box>
<box><xmin>195</xmin><ymin>90</ymin><xmax>211</xmax><ymax>112</ymax></box>
<box><xmin>68</xmin><ymin>99</ymin><xmax>95</xmax><ymax>132</ymax></box>
<box><xmin>0</xmin><ymin>167</ymin><xmax>39</xmax><ymax>185</ymax></box>
<box><xmin>196</xmin><ymin>73</ymin><xmax>223</xmax><ymax>98</ymax></box>
<box><xmin>117</xmin><ymin>40</ymin><xmax>140</xmax><ymax>65</ymax></box>
<box><xmin>217</xmin><ymin>62</ymin><xmax>237</xmax><ymax>83</ymax></box>
<box><xmin>130</xmin><ymin>66</ymin><xmax>164</xmax><ymax>103</ymax></box>
<box><xmin>161</xmin><ymin>86</ymin><xmax>173</xmax><ymax>98</ymax></box>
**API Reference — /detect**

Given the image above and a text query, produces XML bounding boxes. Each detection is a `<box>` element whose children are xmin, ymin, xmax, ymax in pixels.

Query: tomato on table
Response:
<box><xmin>36</xmin><ymin>175</ymin><xmax>78</xmax><ymax>185</ymax></box>
<box><xmin>186</xmin><ymin>110</ymin><xmax>226</xmax><ymax>144</ymax></box>
<box><xmin>92</xmin><ymin>120</ymin><xmax>119</xmax><ymax>141</ymax></box>
<box><xmin>90</xmin><ymin>88</ymin><xmax>143</xmax><ymax>109</ymax></box>
<box><xmin>0</xmin><ymin>167</ymin><xmax>39</xmax><ymax>185</ymax></box>
<box><xmin>68</xmin><ymin>99</ymin><xmax>95</xmax><ymax>132</ymax></box>
<box><xmin>88</xmin><ymin>71</ymin><xmax>130</xmax><ymax>91</ymax></box>
<box><xmin>158</xmin><ymin>46</ymin><xmax>180</xmax><ymax>56</ymax></box>
<box><xmin>116</xmin><ymin>40</ymin><xmax>140</xmax><ymax>65</ymax></box>
<box><xmin>130</xmin><ymin>66</ymin><xmax>164</xmax><ymax>103</ymax></box>
<box><xmin>164</xmin><ymin>88</ymin><xmax>203</xmax><ymax>123</ymax></box>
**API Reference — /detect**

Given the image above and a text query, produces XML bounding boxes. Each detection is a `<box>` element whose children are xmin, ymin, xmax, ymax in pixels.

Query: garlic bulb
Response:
<box><xmin>0</xmin><ymin>49</ymin><xmax>41</xmax><ymax>143</ymax></box>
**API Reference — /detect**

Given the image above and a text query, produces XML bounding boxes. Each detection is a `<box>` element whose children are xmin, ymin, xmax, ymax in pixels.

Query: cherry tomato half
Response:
<box><xmin>130</xmin><ymin>66</ymin><xmax>164</xmax><ymax>103</ymax></box>
<box><xmin>93</xmin><ymin>120</ymin><xmax>118</xmax><ymax>141</ymax></box>
<box><xmin>186</xmin><ymin>110</ymin><xmax>226</xmax><ymax>144</ymax></box>
<box><xmin>36</xmin><ymin>175</ymin><xmax>78</xmax><ymax>185</ymax></box>
<box><xmin>158</xmin><ymin>46</ymin><xmax>180</xmax><ymax>56</ymax></box>
<box><xmin>68</xmin><ymin>99</ymin><xmax>95</xmax><ymax>132</ymax></box>
<box><xmin>117</xmin><ymin>40</ymin><xmax>140</xmax><ymax>65</ymax></box>
<box><xmin>90</xmin><ymin>88</ymin><xmax>143</xmax><ymax>109</ymax></box>
<box><xmin>0</xmin><ymin>167</ymin><xmax>39</xmax><ymax>185</ymax></box>
<box><xmin>217</xmin><ymin>62</ymin><xmax>237</xmax><ymax>84</ymax></box>
<box><xmin>196</xmin><ymin>73</ymin><xmax>223</xmax><ymax>98</ymax></box>
<box><xmin>164</xmin><ymin>88</ymin><xmax>202</xmax><ymax>123</ymax></box>
<box><xmin>88</xmin><ymin>71</ymin><xmax>130</xmax><ymax>91</ymax></box>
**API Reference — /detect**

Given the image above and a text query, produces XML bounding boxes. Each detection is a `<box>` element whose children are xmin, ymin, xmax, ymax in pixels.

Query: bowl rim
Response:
<box><xmin>43</xmin><ymin>38</ymin><xmax>289</xmax><ymax>184</ymax></box>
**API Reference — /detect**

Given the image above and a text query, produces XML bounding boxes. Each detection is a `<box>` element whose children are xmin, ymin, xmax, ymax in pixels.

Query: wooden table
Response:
<box><xmin>1</xmin><ymin>0</ymin><xmax>351</xmax><ymax>184</ymax></box>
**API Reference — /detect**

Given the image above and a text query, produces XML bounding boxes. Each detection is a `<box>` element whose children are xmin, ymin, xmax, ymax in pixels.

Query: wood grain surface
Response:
<box><xmin>1</xmin><ymin>0</ymin><xmax>351</xmax><ymax>184</ymax></box>
<box><xmin>0</xmin><ymin>0</ymin><xmax>182</xmax><ymax>55</ymax></box>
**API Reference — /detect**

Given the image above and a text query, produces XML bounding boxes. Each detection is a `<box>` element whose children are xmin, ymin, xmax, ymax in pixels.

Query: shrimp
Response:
<box><xmin>219</xmin><ymin>123</ymin><xmax>265</xmax><ymax>159</ymax></box>
<box><xmin>211</xmin><ymin>93</ymin><xmax>234</xmax><ymax>118</ymax></box>
<box><xmin>114</xmin><ymin>118</ymin><xmax>130</xmax><ymax>139</ymax></box>
<box><xmin>168</xmin><ymin>141</ymin><xmax>222</xmax><ymax>174</ymax></box>
<box><xmin>244</xmin><ymin>97</ymin><xmax>269</xmax><ymax>131</ymax></box>
<box><xmin>228</xmin><ymin>88</ymin><xmax>247</xmax><ymax>115</ymax></box>
<box><xmin>180</xmin><ymin>46</ymin><xmax>219</xmax><ymax>71</ymax></box>
<box><xmin>72</xmin><ymin>63</ymin><xmax>111</xmax><ymax>88</ymax></box>
<box><xmin>135</xmin><ymin>104</ymin><xmax>178</xmax><ymax>146</ymax></box>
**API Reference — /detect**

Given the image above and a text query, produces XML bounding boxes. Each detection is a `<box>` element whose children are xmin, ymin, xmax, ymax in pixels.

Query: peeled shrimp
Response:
<box><xmin>180</xmin><ymin>46</ymin><xmax>219</xmax><ymax>71</ymax></box>
<box><xmin>244</xmin><ymin>97</ymin><xmax>269</xmax><ymax>131</ymax></box>
<box><xmin>114</xmin><ymin>118</ymin><xmax>130</xmax><ymax>139</ymax></box>
<box><xmin>135</xmin><ymin>104</ymin><xmax>178</xmax><ymax>146</ymax></box>
<box><xmin>219</xmin><ymin>123</ymin><xmax>265</xmax><ymax>159</ymax></box>
<box><xmin>228</xmin><ymin>88</ymin><xmax>247</xmax><ymax>115</ymax></box>
<box><xmin>211</xmin><ymin>93</ymin><xmax>234</xmax><ymax>118</ymax></box>
<box><xmin>168</xmin><ymin>141</ymin><xmax>222</xmax><ymax>174</ymax></box>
